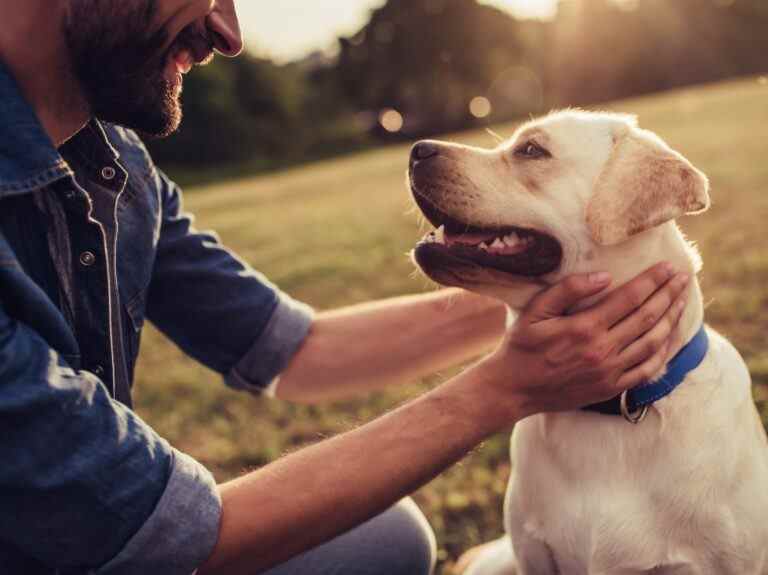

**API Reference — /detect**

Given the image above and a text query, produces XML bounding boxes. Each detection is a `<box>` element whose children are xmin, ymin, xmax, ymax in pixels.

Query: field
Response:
<box><xmin>135</xmin><ymin>76</ymin><xmax>768</xmax><ymax>572</ymax></box>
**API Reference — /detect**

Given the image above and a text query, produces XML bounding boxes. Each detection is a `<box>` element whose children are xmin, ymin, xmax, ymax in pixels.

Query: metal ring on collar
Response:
<box><xmin>620</xmin><ymin>390</ymin><xmax>649</xmax><ymax>424</ymax></box>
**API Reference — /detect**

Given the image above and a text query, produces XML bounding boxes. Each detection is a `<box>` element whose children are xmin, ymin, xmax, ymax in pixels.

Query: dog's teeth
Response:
<box><xmin>503</xmin><ymin>233</ymin><xmax>519</xmax><ymax>246</ymax></box>
<box><xmin>434</xmin><ymin>225</ymin><xmax>445</xmax><ymax>244</ymax></box>
<box><xmin>491</xmin><ymin>238</ymin><xmax>505</xmax><ymax>249</ymax></box>
<box><xmin>479</xmin><ymin>242</ymin><xmax>489</xmax><ymax>251</ymax></box>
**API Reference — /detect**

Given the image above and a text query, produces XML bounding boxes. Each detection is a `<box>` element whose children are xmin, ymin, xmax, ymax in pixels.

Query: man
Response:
<box><xmin>0</xmin><ymin>1</ymin><xmax>690</xmax><ymax>574</ymax></box>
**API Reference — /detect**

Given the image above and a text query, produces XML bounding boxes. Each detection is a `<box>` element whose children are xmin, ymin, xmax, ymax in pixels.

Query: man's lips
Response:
<box><xmin>165</xmin><ymin>43</ymin><xmax>213</xmax><ymax>83</ymax></box>
<box><xmin>173</xmin><ymin>49</ymin><xmax>195</xmax><ymax>75</ymax></box>
<box><xmin>166</xmin><ymin>24</ymin><xmax>215</xmax><ymax>78</ymax></box>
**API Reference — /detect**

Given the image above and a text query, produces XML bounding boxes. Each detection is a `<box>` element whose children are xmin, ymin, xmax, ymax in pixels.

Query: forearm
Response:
<box><xmin>198</xmin><ymin>362</ymin><xmax>512</xmax><ymax>575</ymax></box>
<box><xmin>276</xmin><ymin>289</ymin><xmax>507</xmax><ymax>403</ymax></box>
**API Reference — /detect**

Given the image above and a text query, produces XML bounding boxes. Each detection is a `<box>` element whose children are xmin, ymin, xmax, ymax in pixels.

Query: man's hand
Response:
<box><xmin>477</xmin><ymin>263</ymin><xmax>690</xmax><ymax>421</ymax></box>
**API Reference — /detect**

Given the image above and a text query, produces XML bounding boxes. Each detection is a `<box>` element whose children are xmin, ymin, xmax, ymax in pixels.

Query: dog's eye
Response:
<box><xmin>515</xmin><ymin>141</ymin><xmax>550</xmax><ymax>159</ymax></box>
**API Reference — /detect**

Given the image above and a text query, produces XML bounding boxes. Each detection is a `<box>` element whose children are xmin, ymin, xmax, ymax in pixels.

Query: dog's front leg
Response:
<box><xmin>511</xmin><ymin>531</ymin><xmax>559</xmax><ymax>575</ymax></box>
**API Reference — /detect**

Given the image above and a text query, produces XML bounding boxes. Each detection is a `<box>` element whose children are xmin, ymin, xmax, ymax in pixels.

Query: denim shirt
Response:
<box><xmin>0</xmin><ymin>61</ymin><xmax>314</xmax><ymax>574</ymax></box>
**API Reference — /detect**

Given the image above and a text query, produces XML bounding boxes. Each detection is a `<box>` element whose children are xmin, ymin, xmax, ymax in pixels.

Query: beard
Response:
<box><xmin>63</xmin><ymin>0</ymin><xmax>211</xmax><ymax>138</ymax></box>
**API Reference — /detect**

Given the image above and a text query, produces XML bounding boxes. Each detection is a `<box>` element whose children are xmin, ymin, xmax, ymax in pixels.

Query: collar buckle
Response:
<box><xmin>620</xmin><ymin>389</ymin><xmax>649</xmax><ymax>424</ymax></box>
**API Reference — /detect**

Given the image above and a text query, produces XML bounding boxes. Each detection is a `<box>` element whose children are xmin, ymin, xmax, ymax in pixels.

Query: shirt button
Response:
<box><xmin>91</xmin><ymin>365</ymin><xmax>105</xmax><ymax>378</ymax></box>
<box><xmin>63</xmin><ymin>189</ymin><xmax>76</xmax><ymax>200</ymax></box>
<box><xmin>101</xmin><ymin>166</ymin><xmax>117</xmax><ymax>181</ymax></box>
<box><xmin>79</xmin><ymin>251</ymin><xmax>96</xmax><ymax>267</ymax></box>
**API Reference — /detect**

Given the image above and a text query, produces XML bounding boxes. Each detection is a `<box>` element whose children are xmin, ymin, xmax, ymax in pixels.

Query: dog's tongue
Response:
<box><xmin>445</xmin><ymin>230</ymin><xmax>499</xmax><ymax>246</ymax></box>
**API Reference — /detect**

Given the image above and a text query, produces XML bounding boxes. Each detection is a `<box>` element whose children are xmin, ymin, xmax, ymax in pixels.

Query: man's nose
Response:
<box><xmin>207</xmin><ymin>0</ymin><xmax>243</xmax><ymax>57</ymax></box>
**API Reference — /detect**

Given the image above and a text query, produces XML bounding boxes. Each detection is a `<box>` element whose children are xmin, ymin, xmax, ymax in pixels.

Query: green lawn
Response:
<box><xmin>135</xmin><ymin>76</ymin><xmax>768</xmax><ymax>572</ymax></box>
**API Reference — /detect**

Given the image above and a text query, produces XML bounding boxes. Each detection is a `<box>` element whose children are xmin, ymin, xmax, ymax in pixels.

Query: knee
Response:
<box><xmin>376</xmin><ymin>498</ymin><xmax>437</xmax><ymax>575</ymax></box>
<box><xmin>264</xmin><ymin>498</ymin><xmax>436</xmax><ymax>575</ymax></box>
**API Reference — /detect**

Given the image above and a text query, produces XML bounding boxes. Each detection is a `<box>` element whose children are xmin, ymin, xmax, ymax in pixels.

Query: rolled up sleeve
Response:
<box><xmin>96</xmin><ymin>450</ymin><xmax>221</xmax><ymax>575</ymax></box>
<box><xmin>0</xmin><ymin>304</ymin><xmax>221</xmax><ymax>574</ymax></box>
<box><xmin>147</xmin><ymin>170</ymin><xmax>314</xmax><ymax>395</ymax></box>
<box><xmin>225</xmin><ymin>293</ymin><xmax>314</xmax><ymax>395</ymax></box>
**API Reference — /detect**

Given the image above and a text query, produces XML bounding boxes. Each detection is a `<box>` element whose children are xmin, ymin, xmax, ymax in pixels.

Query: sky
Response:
<box><xmin>235</xmin><ymin>0</ymin><xmax>558</xmax><ymax>63</ymax></box>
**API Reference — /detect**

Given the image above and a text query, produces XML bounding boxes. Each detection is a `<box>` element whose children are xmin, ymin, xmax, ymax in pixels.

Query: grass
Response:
<box><xmin>134</xmin><ymin>76</ymin><xmax>768</xmax><ymax>572</ymax></box>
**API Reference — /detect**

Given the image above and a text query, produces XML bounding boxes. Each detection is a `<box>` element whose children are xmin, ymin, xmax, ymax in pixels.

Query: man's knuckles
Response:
<box><xmin>580</xmin><ymin>340</ymin><xmax>613</xmax><ymax>367</ymax></box>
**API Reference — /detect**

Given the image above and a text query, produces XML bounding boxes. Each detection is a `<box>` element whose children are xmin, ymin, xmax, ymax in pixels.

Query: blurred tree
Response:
<box><xmin>146</xmin><ymin>0</ymin><xmax>768</xmax><ymax>177</ymax></box>
<box><xmin>148</xmin><ymin>58</ymin><xmax>253</xmax><ymax>166</ymax></box>
<box><xmin>336</xmin><ymin>0</ymin><xmax>530</xmax><ymax>136</ymax></box>
<box><xmin>547</xmin><ymin>0</ymin><xmax>768</xmax><ymax>105</ymax></box>
<box><xmin>146</xmin><ymin>56</ymin><xmax>312</xmax><ymax>169</ymax></box>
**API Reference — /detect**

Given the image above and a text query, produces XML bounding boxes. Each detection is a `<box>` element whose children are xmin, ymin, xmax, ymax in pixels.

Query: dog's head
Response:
<box><xmin>409</xmin><ymin>110</ymin><xmax>710</xmax><ymax>307</ymax></box>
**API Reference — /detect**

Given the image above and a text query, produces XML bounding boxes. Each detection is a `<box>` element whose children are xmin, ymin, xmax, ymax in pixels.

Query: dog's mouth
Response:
<box><xmin>413</xmin><ymin>202</ymin><xmax>563</xmax><ymax>278</ymax></box>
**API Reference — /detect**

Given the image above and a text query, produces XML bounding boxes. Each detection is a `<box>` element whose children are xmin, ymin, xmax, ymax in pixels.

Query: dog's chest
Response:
<box><xmin>505</xmin><ymin>340</ymin><xmax>768</xmax><ymax>574</ymax></box>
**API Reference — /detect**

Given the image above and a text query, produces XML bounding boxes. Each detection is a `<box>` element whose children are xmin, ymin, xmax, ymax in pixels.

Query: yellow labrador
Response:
<box><xmin>408</xmin><ymin>111</ymin><xmax>768</xmax><ymax>575</ymax></box>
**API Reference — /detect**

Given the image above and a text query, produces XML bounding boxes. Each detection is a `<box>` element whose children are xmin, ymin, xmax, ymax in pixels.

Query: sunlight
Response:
<box><xmin>479</xmin><ymin>0</ymin><xmax>558</xmax><ymax>20</ymax></box>
<box><xmin>238</xmin><ymin>0</ymin><xmax>560</xmax><ymax>62</ymax></box>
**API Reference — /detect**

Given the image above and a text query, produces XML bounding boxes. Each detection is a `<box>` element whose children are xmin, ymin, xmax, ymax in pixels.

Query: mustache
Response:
<box><xmin>119</xmin><ymin>23</ymin><xmax>214</xmax><ymax>79</ymax></box>
<box><xmin>116</xmin><ymin>27</ymin><xmax>168</xmax><ymax>76</ymax></box>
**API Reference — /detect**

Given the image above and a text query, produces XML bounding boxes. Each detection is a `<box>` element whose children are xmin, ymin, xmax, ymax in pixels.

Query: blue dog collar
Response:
<box><xmin>584</xmin><ymin>325</ymin><xmax>709</xmax><ymax>421</ymax></box>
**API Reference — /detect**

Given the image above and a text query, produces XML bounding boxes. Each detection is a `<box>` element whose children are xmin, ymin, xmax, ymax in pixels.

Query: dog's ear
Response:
<box><xmin>586</xmin><ymin>128</ymin><xmax>710</xmax><ymax>246</ymax></box>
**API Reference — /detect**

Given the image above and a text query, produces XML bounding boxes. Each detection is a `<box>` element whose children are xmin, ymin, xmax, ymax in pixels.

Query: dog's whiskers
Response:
<box><xmin>486</xmin><ymin>128</ymin><xmax>505</xmax><ymax>145</ymax></box>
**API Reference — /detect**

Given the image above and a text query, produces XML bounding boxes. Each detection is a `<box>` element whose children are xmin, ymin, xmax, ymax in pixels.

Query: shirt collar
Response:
<box><xmin>0</xmin><ymin>59</ymin><xmax>75</xmax><ymax>198</ymax></box>
<box><xmin>0</xmin><ymin>60</ymin><xmax>123</xmax><ymax>200</ymax></box>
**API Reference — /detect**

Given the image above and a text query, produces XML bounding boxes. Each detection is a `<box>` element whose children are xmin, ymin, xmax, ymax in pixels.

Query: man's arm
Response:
<box><xmin>275</xmin><ymin>264</ymin><xmax>687</xmax><ymax>404</ymax></box>
<box><xmin>144</xmin><ymin>166</ymin><xmax>504</xmax><ymax>403</ymax></box>
<box><xmin>144</xmin><ymin>167</ymin><xmax>497</xmax><ymax>402</ymax></box>
<box><xmin>144</xmin><ymin>169</ymin><xmax>314</xmax><ymax>394</ymax></box>
<box><xmin>199</xmin><ymin>265</ymin><xmax>689</xmax><ymax>575</ymax></box>
<box><xmin>275</xmin><ymin>288</ymin><xmax>506</xmax><ymax>403</ymax></box>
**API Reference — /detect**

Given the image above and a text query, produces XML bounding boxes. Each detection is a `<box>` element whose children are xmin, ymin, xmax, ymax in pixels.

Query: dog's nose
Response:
<box><xmin>411</xmin><ymin>141</ymin><xmax>440</xmax><ymax>163</ymax></box>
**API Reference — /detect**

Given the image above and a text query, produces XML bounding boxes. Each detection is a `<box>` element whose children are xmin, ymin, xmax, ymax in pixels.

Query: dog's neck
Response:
<box><xmin>502</xmin><ymin>222</ymin><xmax>704</xmax><ymax>381</ymax></box>
<box><xmin>580</xmin><ymin>222</ymin><xmax>705</xmax><ymax>376</ymax></box>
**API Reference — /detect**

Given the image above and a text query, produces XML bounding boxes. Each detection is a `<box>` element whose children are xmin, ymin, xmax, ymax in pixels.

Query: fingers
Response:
<box><xmin>609</xmin><ymin>272</ymin><xmax>690</xmax><ymax>350</ymax></box>
<box><xmin>525</xmin><ymin>272</ymin><xmax>612</xmax><ymax>322</ymax></box>
<box><xmin>615</xmin><ymin>339</ymin><xmax>671</xmax><ymax>391</ymax></box>
<box><xmin>585</xmin><ymin>262</ymin><xmax>678</xmax><ymax>329</ymax></box>
<box><xmin>617</xmin><ymin>291</ymin><xmax>687</xmax><ymax>368</ymax></box>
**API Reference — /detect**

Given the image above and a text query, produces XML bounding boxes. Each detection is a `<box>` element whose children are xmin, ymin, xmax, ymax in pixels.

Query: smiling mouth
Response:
<box><xmin>172</xmin><ymin>48</ymin><xmax>195</xmax><ymax>75</ymax></box>
<box><xmin>164</xmin><ymin>25</ymin><xmax>215</xmax><ymax>80</ymax></box>
<box><xmin>413</xmin><ymin>196</ymin><xmax>563</xmax><ymax>278</ymax></box>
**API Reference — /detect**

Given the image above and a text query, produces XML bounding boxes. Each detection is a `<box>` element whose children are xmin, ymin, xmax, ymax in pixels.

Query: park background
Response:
<box><xmin>135</xmin><ymin>1</ymin><xmax>768</xmax><ymax>572</ymax></box>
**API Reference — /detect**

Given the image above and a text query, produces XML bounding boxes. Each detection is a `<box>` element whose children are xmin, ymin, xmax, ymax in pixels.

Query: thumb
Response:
<box><xmin>525</xmin><ymin>272</ymin><xmax>612</xmax><ymax>322</ymax></box>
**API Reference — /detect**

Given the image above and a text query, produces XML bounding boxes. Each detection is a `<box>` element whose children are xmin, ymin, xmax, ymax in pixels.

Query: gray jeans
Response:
<box><xmin>264</xmin><ymin>499</ymin><xmax>437</xmax><ymax>575</ymax></box>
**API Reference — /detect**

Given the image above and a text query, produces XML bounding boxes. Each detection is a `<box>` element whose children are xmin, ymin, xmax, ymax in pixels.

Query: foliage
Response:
<box><xmin>146</xmin><ymin>54</ymin><xmax>370</xmax><ymax>177</ymax></box>
<box><xmin>336</xmin><ymin>0</ymin><xmax>529</xmax><ymax>135</ymax></box>
<box><xmin>548</xmin><ymin>0</ymin><xmax>768</xmax><ymax>104</ymax></box>
<box><xmin>134</xmin><ymin>78</ymin><xmax>768</xmax><ymax>573</ymax></box>
<box><xmin>148</xmin><ymin>0</ymin><xmax>768</xmax><ymax>180</ymax></box>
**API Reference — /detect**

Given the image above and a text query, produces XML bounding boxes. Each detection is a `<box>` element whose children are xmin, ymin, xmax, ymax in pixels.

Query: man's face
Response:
<box><xmin>63</xmin><ymin>0</ymin><xmax>242</xmax><ymax>138</ymax></box>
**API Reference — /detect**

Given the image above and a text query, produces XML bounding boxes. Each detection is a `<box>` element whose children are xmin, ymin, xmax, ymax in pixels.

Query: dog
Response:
<box><xmin>408</xmin><ymin>110</ymin><xmax>768</xmax><ymax>575</ymax></box>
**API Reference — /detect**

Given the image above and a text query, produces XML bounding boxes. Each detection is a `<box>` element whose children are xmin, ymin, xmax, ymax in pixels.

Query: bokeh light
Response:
<box><xmin>379</xmin><ymin>108</ymin><xmax>404</xmax><ymax>133</ymax></box>
<box><xmin>469</xmin><ymin>96</ymin><xmax>493</xmax><ymax>119</ymax></box>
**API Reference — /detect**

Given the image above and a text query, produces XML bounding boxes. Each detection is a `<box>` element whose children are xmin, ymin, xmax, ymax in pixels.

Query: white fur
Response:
<box><xmin>410</xmin><ymin>111</ymin><xmax>768</xmax><ymax>574</ymax></box>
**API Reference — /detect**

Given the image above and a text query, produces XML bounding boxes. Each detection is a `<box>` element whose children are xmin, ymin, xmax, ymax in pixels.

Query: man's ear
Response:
<box><xmin>586</xmin><ymin>129</ymin><xmax>710</xmax><ymax>246</ymax></box>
